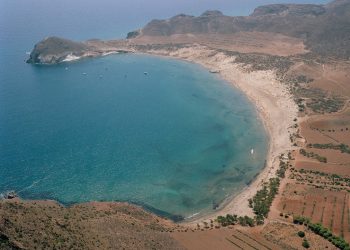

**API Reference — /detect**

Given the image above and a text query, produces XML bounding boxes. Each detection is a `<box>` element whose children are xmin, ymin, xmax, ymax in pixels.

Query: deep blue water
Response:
<box><xmin>0</xmin><ymin>0</ymin><xmax>274</xmax><ymax>219</ymax></box>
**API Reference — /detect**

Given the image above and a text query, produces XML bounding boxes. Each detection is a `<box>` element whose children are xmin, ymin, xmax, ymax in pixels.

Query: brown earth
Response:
<box><xmin>0</xmin><ymin>199</ymin><xmax>184</xmax><ymax>250</ymax></box>
<box><xmin>270</xmin><ymin>58</ymin><xmax>350</xmax><ymax>244</ymax></box>
<box><xmin>130</xmin><ymin>32</ymin><xmax>307</xmax><ymax>56</ymax></box>
<box><xmin>263</xmin><ymin>221</ymin><xmax>337</xmax><ymax>250</ymax></box>
<box><xmin>173</xmin><ymin>227</ymin><xmax>281</xmax><ymax>250</ymax></box>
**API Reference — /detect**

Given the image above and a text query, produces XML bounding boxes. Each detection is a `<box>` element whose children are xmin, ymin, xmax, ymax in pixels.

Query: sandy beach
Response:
<box><xmin>136</xmin><ymin>44</ymin><xmax>298</xmax><ymax>225</ymax></box>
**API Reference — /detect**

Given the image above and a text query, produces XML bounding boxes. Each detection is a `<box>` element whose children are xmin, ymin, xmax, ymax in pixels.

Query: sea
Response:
<box><xmin>0</xmin><ymin>0</ymin><xmax>268</xmax><ymax>220</ymax></box>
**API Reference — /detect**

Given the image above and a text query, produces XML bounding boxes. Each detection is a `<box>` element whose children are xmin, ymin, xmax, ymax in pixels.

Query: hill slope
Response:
<box><xmin>129</xmin><ymin>0</ymin><xmax>350</xmax><ymax>58</ymax></box>
<box><xmin>0</xmin><ymin>200</ymin><xmax>183</xmax><ymax>250</ymax></box>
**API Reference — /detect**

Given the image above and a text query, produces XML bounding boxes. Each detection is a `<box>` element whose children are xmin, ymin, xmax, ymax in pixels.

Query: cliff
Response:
<box><xmin>26</xmin><ymin>37</ymin><xmax>91</xmax><ymax>64</ymax></box>
<box><xmin>26</xmin><ymin>37</ymin><xmax>133</xmax><ymax>64</ymax></box>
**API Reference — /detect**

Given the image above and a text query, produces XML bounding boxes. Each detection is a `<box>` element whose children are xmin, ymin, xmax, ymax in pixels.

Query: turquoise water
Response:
<box><xmin>0</xmin><ymin>53</ymin><xmax>267</xmax><ymax>219</ymax></box>
<box><xmin>0</xmin><ymin>0</ymin><xmax>267</xmax><ymax>220</ymax></box>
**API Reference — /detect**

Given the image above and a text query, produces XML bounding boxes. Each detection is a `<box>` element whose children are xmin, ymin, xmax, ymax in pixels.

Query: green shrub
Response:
<box><xmin>302</xmin><ymin>239</ymin><xmax>310</xmax><ymax>248</ymax></box>
<box><xmin>250</xmin><ymin>178</ymin><xmax>280</xmax><ymax>219</ymax></box>
<box><xmin>294</xmin><ymin>216</ymin><xmax>350</xmax><ymax>250</ymax></box>
<box><xmin>298</xmin><ymin>231</ymin><xmax>305</xmax><ymax>238</ymax></box>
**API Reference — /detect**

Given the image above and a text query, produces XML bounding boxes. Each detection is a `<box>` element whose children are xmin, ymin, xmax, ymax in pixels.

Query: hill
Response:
<box><xmin>0</xmin><ymin>199</ymin><xmax>183</xmax><ymax>249</ymax></box>
<box><xmin>128</xmin><ymin>0</ymin><xmax>350</xmax><ymax>58</ymax></box>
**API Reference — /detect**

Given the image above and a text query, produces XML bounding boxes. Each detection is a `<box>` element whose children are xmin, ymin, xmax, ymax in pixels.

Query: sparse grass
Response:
<box><xmin>0</xmin><ymin>200</ymin><xmax>181</xmax><ymax>249</ymax></box>
<box><xmin>292</xmin><ymin>87</ymin><xmax>344</xmax><ymax>114</ymax></box>
<box><xmin>222</xmin><ymin>51</ymin><xmax>293</xmax><ymax>77</ymax></box>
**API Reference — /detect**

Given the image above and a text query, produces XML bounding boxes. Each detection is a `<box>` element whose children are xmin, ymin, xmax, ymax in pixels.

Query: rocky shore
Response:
<box><xmin>26</xmin><ymin>37</ymin><xmax>133</xmax><ymax>64</ymax></box>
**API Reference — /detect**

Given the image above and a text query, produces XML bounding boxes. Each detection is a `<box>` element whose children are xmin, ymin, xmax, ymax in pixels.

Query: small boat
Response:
<box><xmin>82</xmin><ymin>72</ymin><xmax>87</xmax><ymax>75</ymax></box>
<box><xmin>251</xmin><ymin>149</ymin><xmax>254</xmax><ymax>155</ymax></box>
<box><xmin>144</xmin><ymin>71</ymin><xmax>148</xmax><ymax>75</ymax></box>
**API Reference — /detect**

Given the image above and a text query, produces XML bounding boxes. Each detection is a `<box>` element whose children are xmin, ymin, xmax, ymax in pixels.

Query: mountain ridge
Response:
<box><xmin>128</xmin><ymin>0</ymin><xmax>350</xmax><ymax>58</ymax></box>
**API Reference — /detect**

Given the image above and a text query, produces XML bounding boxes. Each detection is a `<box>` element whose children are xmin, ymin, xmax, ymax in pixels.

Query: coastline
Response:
<box><xmin>23</xmin><ymin>44</ymin><xmax>298</xmax><ymax>225</ymax></box>
<box><xmin>133</xmin><ymin>45</ymin><xmax>298</xmax><ymax>225</ymax></box>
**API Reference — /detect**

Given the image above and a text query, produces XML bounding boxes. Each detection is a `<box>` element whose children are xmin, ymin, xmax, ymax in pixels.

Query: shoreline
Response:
<box><xmin>133</xmin><ymin>45</ymin><xmax>298</xmax><ymax>225</ymax></box>
<box><xmin>22</xmin><ymin>45</ymin><xmax>298</xmax><ymax>225</ymax></box>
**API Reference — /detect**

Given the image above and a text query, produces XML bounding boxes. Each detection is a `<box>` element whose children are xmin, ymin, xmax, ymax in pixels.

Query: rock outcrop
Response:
<box><xmin>26</xmin><ymin>37</ymin><xmax>90</xmax><ymax>64</ymax></box>
<box><xmin>26</xmin><ymin>37</ymin><xmax>133</xmax><ymax>64</ymax></box>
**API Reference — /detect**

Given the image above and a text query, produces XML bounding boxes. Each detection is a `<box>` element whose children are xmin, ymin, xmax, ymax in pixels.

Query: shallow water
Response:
<box><xmin>0</xmin><ymin>53</ymin><xmax>267</xmax><ymax>218</ymax></box>
<box><xmin>0</xmin><ymin>0</ymin><xmax>268</xmax><ymax>219</ymax></box>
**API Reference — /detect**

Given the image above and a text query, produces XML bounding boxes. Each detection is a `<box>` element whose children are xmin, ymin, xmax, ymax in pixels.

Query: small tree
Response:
<box><xmin>298</xmin><ymin>231</ymin><xmax>305</xmax><ymax>238</ymax></box>
<box><xmin>302</xmin><ymin>239</ymin><xmax>310</xmax><ymax>248</ymax></box>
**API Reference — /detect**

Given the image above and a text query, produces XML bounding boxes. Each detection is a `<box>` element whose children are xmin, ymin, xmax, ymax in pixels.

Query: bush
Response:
<box><xmin>302</xmin><ymin>239</ymin><xmax>310</xmax><ymax>248</ymax></box>
<box><xmin>298</xmin><ymin>231</ymin><xmax>305</xmax><ymax>238</ymax></box>
<box><xmin>216</xmin><ymin>214</ymin><xmax>238</xmax><ymax>227</ymax></box>
<box><xmin>250</xmin><ymin>178</ymin><xmax>280</xmax><ymax>219</ymax></box>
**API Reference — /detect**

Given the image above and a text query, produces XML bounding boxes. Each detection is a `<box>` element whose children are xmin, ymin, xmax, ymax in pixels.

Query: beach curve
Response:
<box><xmin>134</xmin><ymin>44</ymin><xmax>298</xmax><ymax>225</ymax></box>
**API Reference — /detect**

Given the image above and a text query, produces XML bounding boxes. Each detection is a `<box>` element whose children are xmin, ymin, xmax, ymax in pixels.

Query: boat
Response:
<box><xmin>144</xmin><ymin>72</ymin><xmax>148</xmax><ymax>75</ymax></box>
<box><xmin>251</xmin><ymin>149</ymin><xmax>254</xmax><ymax>155</ymax></box>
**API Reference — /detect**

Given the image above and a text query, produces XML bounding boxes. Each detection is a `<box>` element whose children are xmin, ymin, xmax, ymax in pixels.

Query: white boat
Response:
<box><xmin>251</xmin><ymin>149</ymin><xmax>254</xmax><ymax>155</ymax></box>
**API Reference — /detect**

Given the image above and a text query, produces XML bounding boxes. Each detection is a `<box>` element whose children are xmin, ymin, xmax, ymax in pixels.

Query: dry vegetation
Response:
<box><xmin>0</xmin><ymin>200</ymin><xmax>184</xmax><ymax>250</ymax></box>
<box><xmin>131</xmin><ymin>32</ymin><xmax>307</xmax><ymax>56</ymax></box>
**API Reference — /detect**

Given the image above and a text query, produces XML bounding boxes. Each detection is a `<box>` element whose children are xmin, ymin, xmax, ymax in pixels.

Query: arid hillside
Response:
<box><xmin>129</xmin><ymin>0</ymin><xmax>350</xmax><ymax>59</ymax></box>
<box><xmin>0</xmin><ymin>199</ymin><xmax>184</xmax><ymax>250</ymax></box>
